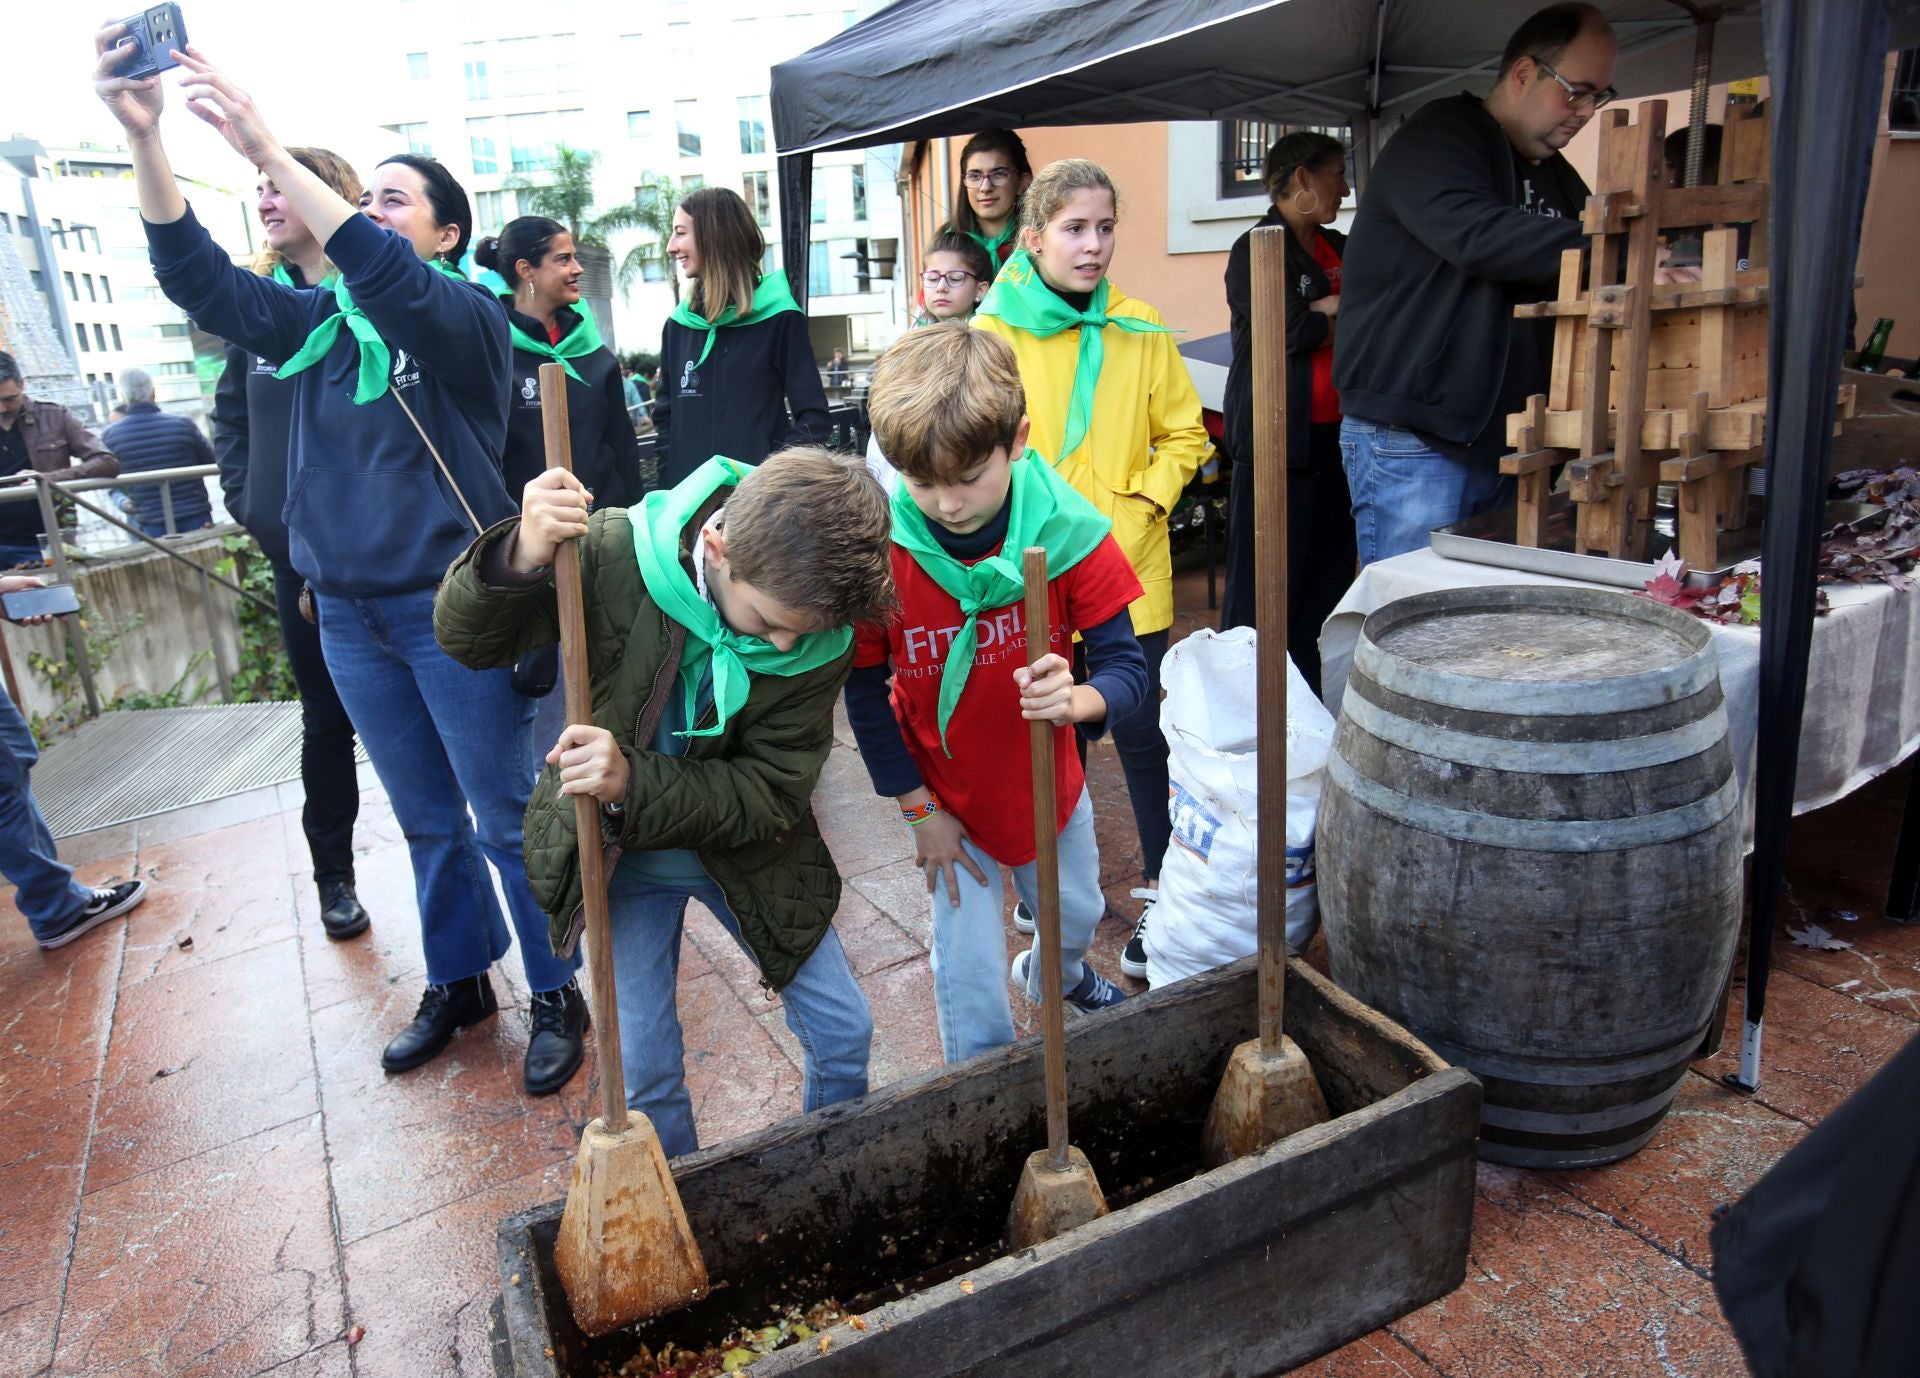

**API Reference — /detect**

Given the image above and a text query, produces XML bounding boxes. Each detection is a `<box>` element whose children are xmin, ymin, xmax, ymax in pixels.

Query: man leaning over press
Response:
<box><xmin>1334</xmin><ymin>2</ymin><xmax>1615</xmax><ymax>567</ymax></box>
<box><xmin>0</xmin><ymin>351</ymin><xmax>121</xmax><ymax>568</ymax></box>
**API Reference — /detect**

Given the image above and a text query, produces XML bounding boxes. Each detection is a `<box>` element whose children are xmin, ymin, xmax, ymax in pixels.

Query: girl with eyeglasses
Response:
<box><xmin>655</xmin><ymin>187</ymin><xmax>830</xmax><ymax>487</ymax></box>
<box><xmin>974</xmin><ymin>159</ymin><xmax>1211</xmax><ymax>980</ymax></box>
<box><xmin>864</xmin><ymin>231</ymin><xmax>995</xmax><ymax>490</ymax></box>
<box><xmin>948</xmin><ymin>130</ymin><xmax>1033</xmax><ymax>268</ymax></box>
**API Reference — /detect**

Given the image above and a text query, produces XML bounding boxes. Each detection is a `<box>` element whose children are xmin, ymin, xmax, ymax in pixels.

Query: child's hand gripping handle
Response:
<box><xmin>1023</xmin><ymin>546</ymin><xmax>1071</xmax><ymax>1169</ymax></box>
<box><xmin>540</xmin><ymin>362</ymin><xmax>626</xmax><ymax>1130</ymax></box>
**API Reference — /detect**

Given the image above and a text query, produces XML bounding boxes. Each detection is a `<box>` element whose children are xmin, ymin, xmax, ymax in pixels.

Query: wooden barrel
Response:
<box><xmin>1318</xmin><ymin>585</ymin><xmax>1741</xmax><ymax>1169</ymax></box>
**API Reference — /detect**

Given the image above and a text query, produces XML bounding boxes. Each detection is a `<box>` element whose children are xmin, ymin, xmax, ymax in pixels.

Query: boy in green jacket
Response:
<box><xmin>435</xmin><ymin>447</ymin><xmax>895</xmax><ymax>1157</ymax></box>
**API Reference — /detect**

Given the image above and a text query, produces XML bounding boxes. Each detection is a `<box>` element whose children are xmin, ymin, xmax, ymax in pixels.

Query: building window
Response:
<box><xmin>474</xmin><ymin>190</ymin><xmax>505</xmax><ymax>231</ymax></box>
<box><xmin>627</xmin><ymin>110</ymin><xmax>651</xmax><ymax>140</ymax></box>
<box><xmin>1217</xmin><ymin>121</ymin><xmax>1350</xmax><ymax>199</ymax></box>
<box><xmin>29</xmin><ymin>269</ymin><xmax>45</xmax><ymax>295</ymax></box>
<box><xmin>811</xmin><ymin>176</ymin><xmax>827</xmax><ymax>224</ymax></box>
<box><xmin>76</xmin><ymin>325</ymin><xmax>90</xmax><ymax>352</ymax></box>
<box><xmin>763</xmin><ymin>243</ymin><xmax>781</xmax><ymax>275</ymax></box>
<box><xmin>463</xmin><ymin>56</ymin><xmax>489</xmax><ymax>101</ymax></box>
<box><xmin>64</xmin><ymin>271</ymin><xmax>77</xmax><ymax>301</ymax></box>
<box><xmin>497</xmin><ymin>37</ymin><xmax>545</xmax><ymax>99</ymax></box>
<box><xmin>110</xmin><ymin>324</ymin><xmax>123</xmax><ymax>351</ymax></box>
<box><xmin>680</xmin><ymin>174</ymin><xmax>705</xmax><ymax>193</ymax></box>
<box><xmin>742</xmin><ymin>171</ymin><xmax>771</xmax><ymax>228</ymax></box>
<box><xmin>81</xmin><ymin>273</ymin><xmax>96</xmax><ymax>302</ymax></box>
<box><xmin>676</xmin><ymin>101</ymin><xmax>701</xmax><ymax>159</ymax></box>
<box><xmin>397</xmin><ymin>122</ymin><xmax>432</xmax><ymax>157</ymax></box>
<box><xmin>407</xmin><ymin>51</ymin><xmax>430</xmax><ymax>80</ymax></box>
<box><xmin>508</xmin><ymin>112</ymin><xmax>554</xmax><ymax>173</ymax></box>
<box><xmin>667</xmin><ymin>22</ymin><xmax>693</xmax><ymax>65</ymax></box>
<box><xmin>468</xmin><ymin>117</ymin><xmax>499</xmax><ymax>175</ymax></box>
<box><xmin>157</xmin><ymin>322</ymin><xmax>192</xmax><ymax>338</ymax></box>
<box><xmin>100</xmin><ymin>276</ymin><xmax>112</xmax><ymax>303</ymax></box>
<box><xmin>641</xmin><ymin>257</ymin><xmax>667</xmax><ymax>283</ymax></box>
<box><xmin>1895</xmin><ymin>48</ymin><xmax>1920</xmax><ymax>131</ymax></box>
<box><xmin>809</xmin><ymin>241</ymin><xmax>829</xmax><ymax>297</ymax></box>
<box><xmin>554</xmin><ymin>44</ymin><xmax>583</xmax><ymax>95</ymax></box>
<box><xmin>635</xmin><ymin>183</ymin><xmax>665</xmax><ymax>215</ymax></box>
<box><xmin>738</xmin><ymin>96</ymin><xmax>768</xmax><ymax>156</ymax></box>
<box><xmin>851</xmin><ymin>165</ymin><xmax>866</xmax><ymax>222</ymax></box>
<box><xmin>94</xmin><ymin>324</ymin><xmax>107</xmax><ymax>351</ymax></box>
<box><xmin>156</xmin><ymin>361</ymin><xmax>196</xmax><ymax>377</ymax></box>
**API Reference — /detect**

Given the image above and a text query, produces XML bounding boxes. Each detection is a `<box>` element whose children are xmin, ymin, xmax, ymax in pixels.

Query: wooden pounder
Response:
<box><xmin>1007</xmin><ymin>545</ymin><xmax>1110</xmax><ymax>1251</ymax></box>
<box><xmin>539</xmin><ymin>363</ymin><xmax>710</xmax><ymax>1335</ymax></box>
<box><xmin>1201</xmin><ymin>227</ymin><xmax>1328</xmax><ymax>1168</ymax></box>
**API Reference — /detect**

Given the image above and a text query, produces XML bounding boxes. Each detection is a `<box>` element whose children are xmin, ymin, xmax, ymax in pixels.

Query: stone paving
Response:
<box><xmin>3</xmin><ymin>566</ymin><xmax>1916</xmax><ymax>1377</ymax></box>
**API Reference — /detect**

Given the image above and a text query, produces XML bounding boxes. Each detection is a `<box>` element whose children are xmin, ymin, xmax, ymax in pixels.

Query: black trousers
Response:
<box><xmin>1220</xmin><ymin>420</ymin><xmax>1356</xmax><ymax>696</ymax></box>
<box><xmin>271</xmin><ymin>560</ymin><xmax>361</xmax><ymax>884</ymax></box>
<box><xmin>1074</xmin><ymin>627</ymin><xmax>1172</xmax><ymax>885</ymax></box>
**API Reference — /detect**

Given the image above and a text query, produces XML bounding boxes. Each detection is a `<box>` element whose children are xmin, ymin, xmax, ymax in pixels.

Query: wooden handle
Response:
<box><xmin>1023</xmin><ymin>546</ymin><xmax>1070</xmax><ymax>1169</ymax></box>
<box><xmin>539</xmin><ymin>362</ymin><xmax>626</xmax><ymax>1131</ymax></box>
<box><xmin>1249</xmin><ymin>227</ymin><xmax>1290</xmax><ymax>1058</ymax></box>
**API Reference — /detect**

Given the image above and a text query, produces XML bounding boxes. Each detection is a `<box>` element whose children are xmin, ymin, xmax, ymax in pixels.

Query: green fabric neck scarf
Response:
<box><xmin>976</xmin><ymin>249</ymin><xmax>1174</xmax><ymax>464</ymax></box>
<box><xmin>888</xmin><ymin>451</ymin><xmax>1110</xmax><ymax>755</ymax></box>
<box><xmin>966</xmin><ymin>221</ymin><xmax>1018</xmax><ymax>261</ymax></box>
<box><xmin>668</xmin><ymin>270</ymin><xmax>801</xmax><ymax>370</ymax></box>
<box><xmin>632</xmin><ymin>455</ymin><xmax>853</xmax><ymax>739</ymax></box>
<box><xmin>275</xmin><ymin>258</ymin><xmax>466</xmax><ymax>404</ymax></box>
<box><xmin>271</xmin><ymin>264</ymin><xmax>335</xmax><ymax>290</ymax></box>
<box><xmin>505</xmin><ymin>305</ymin><xmax>604</xmax><ymax>384</ymax></box>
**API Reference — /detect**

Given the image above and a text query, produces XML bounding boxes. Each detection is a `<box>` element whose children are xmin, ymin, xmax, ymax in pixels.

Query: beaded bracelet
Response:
<box><xmin>899</xmin><ymin>794</ymin><xmax>942</xmax><ymax>827</ymax></box>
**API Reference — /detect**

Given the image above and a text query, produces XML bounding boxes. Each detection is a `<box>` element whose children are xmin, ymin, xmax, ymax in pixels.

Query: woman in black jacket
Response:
<box><xmin>655</xmin><ymin>188</ymin><xmax>828</xmax><ymax>486</ymax></box>
<box><xmin>473</xmin><ymin>217</ymin><xmax>645</xmax><ymax>506</ymax></box>
<box><xmin>1220</xmin><ymin>131</ymin><xmax>1356</xmax><ymax>693</ymax></box>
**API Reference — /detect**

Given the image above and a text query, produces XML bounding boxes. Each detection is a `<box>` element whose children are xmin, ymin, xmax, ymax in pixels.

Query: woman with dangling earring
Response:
<box><xmin>1219</xmin><ymin>130</ymin><xmax>1356</xmax><ymax>695</ymax></box>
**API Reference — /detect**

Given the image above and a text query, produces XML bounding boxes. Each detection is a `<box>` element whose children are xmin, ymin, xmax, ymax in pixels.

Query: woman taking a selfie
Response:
<box><xmin>653</xmin><ymin>187</ymin><xmax>828</xmax><ymax>487</ymax></box>
<box><xmin>93</xmin><ymin>30</ymin><xmax>588</xmax><ymax>1095</ymax></box>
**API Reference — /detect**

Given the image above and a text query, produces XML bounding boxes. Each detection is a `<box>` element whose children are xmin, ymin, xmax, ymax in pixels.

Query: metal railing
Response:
<box><xmin>0</xmin><ymin>465</ymin><xmax>269</xmax><ymax>718</ymax></box>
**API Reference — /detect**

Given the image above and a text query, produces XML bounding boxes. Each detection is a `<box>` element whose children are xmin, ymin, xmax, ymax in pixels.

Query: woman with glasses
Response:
<box><xmin>1220</xmin><ymin>132</ymin><xmax>1355</xmax><ymax>694</ymax></box>
<box><xmin>948</xmin><ymin>130</ymin><xmax>1033</xmax><ymax>269</ymax></box>
<box><xmin>1333</xmin><ymin>1</ymin><xmax>1614</xmax><ymax>567</ymax></box>
<box><xmin>93</xmin><ymin>34</ymin><xmax>591</xmax><ymax>1092</ymax></box>
<box><xmin>654</xmin><ymin>187</ymin><xmax>829</xmax><ymax>486</ymax></box>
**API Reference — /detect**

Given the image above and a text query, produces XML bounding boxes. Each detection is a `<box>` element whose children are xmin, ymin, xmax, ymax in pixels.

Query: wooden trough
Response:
<box><xmin>495</xmin><ymin>958</ymin><xmax>1480</xmax><ymax>1377</ymax></box>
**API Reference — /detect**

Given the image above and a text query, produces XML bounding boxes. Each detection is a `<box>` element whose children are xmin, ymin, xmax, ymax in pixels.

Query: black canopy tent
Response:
<box><xmin>769</xmin><ymin>0</ymin><xmax>1920</xmax><ymax>1090</ymax></box>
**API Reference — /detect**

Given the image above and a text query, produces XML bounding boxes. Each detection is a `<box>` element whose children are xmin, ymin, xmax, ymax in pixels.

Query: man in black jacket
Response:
<box><xmin>1334</xmin><ymin>2</ymin><xmax>1616</xmax><ymax>565</ymax></box>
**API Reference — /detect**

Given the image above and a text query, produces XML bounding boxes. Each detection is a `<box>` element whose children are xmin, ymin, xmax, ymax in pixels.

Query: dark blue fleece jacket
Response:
<box><xmin>147</xmin><ymin>209</ymin><xmax>513</xmax><ymax>596</ymax></box>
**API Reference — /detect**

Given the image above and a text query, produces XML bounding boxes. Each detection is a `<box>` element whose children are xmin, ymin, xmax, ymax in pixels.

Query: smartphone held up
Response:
<box><xmin>110</xmin><ymin>4</ymin><xmax>189</xmax><ymax>80</ymax></box>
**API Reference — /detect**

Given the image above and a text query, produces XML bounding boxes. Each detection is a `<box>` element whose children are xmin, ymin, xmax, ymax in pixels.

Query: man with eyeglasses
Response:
<box><xmin>1335</xmin><ymin>2</ymin><xmax>1617</xmax><ymax>566</ymax></box>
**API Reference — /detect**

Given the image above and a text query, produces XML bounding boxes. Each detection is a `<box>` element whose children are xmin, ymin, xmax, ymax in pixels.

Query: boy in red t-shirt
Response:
<box><xmin>844</xmin><ymin>326</ymin><xmax>1147</xmax><ymax>1063</ymax></box>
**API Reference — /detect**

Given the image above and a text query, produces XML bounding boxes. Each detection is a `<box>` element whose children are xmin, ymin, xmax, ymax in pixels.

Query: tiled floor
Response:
<box><xmin>3</xmin><ymin>566</ymin><xmax>1915</xmax><ymax>1377</ymax></box>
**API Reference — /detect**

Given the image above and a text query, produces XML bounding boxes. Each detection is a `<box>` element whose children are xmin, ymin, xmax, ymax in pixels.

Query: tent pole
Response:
<box><xmin>1737</xmin><ymin>0</ymin><xmax>1890</xmax><ymax>1092</ymax></box>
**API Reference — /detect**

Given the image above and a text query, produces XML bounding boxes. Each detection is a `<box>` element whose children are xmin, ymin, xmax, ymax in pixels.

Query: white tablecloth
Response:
<box><xmin>1317</xmin><ymin>547</ymin><xmax>1920</xmax><ymax>837</ymax></box>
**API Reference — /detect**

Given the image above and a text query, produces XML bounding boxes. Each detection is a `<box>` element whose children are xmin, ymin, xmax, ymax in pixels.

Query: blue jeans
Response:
<box><xmin>0</xmin><ymin>692</ymin><xmax>93</xmax><ymax>941</ymax></box>
<box><xmin>315</xmin><ymin>588</ymin><xmax>578</xmax><ymax>993</ymax></box>
<box><xmin>606</xmin><ymin>869</ymin><xmax>872</xmax><ymax>1158</ymax></box>
<box><xmin>1339</xmin><ymin>418</ymin><xmax>1513</xmax><ymax>567</ymax></box>
<box><xmin>931</xmin><ymin>789</ymin><xmax>1105</xmax><ymax>1064</ymax></box>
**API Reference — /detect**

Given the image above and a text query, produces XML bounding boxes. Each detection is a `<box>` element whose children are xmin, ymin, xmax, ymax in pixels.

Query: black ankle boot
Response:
<box><xmin>524</xmin><ymin>978</ymin><xmax>589</xmax><ymax>1096</ymax></box>
<box><xmin>382</xmin><ymin>974</ymin><xmax>498</xmax><ymax>1073</ymax></box>
<box><xmin>318</xmin><ymin>880</ymin><xmax>371</xmax><ymax>941</ymax></box>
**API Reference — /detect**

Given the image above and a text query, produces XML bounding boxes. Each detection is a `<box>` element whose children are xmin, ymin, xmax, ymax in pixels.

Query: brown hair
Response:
<box><xmin>679</xmin><ymin>187</ymin><xmax>767</xmax><ymax>323</ymax></box>
<box><xmin>723</xmin><ymin>447</ymin><xmax>896</xmax><ymax>625</ymax></box>
<box><xmin>867</xmin><ymin>324</ymin><xmax>1024</xmax><ymax>484</ymax></box>
<box><xmin>951</xmin><ymin>129</ymin><xmax>1033</xmax><ymax>238</ymax></box>
<box><xmin>1262</xmin><ymin>131</ymin><xmax>1345</xmax><ymax>205</ymax></box>
<box><xmin>253</xmin><ymin>147</ymin><xmax>363</xmax><ymax>279</ymax></box>
<box><xmin>923</xmin><ymin>229</ymin><xmax>993</xmax><ymax>286</ymax></box>
<box><xmin>1019</xmin><ymin>159</ymin><xmax>1119</xmax><ymax>238</ymax></box>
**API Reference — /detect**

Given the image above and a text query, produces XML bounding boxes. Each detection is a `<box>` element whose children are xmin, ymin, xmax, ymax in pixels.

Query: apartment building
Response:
<box><xmin>376</xmin><ymin>0</ymin><xmax>905</xmax><ymax>360</ymax></box>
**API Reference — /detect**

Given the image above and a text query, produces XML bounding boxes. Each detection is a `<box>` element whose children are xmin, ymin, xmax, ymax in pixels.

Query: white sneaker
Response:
<box><xmin>1012</xmin><ymin>900</ymin><xmax>1036</xmax><ymax>934</ymax></box>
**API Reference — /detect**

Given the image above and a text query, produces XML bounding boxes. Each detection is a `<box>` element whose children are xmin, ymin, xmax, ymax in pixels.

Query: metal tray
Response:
<box><xmin>1430</xmin><ymin>494</ymin><xmax>1883</xmax><ymax>589</ymax></box>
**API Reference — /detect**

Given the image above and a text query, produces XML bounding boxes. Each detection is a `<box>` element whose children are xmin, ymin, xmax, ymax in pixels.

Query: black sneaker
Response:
<box><xmin>318</xmin><ymin>880</ymin><xmax>371</xmax><ymax>942</ymax></box>
<box><xmin>1120</xmin><ymin>888</ymin><xmax>1157</xmax><ymax>980</ymax></box>
<box><xmin>1012</xmin><ymin>900</ymin><xmax>1036</xmax><ymax>935</ymax></box>
<box><xmin>1009</xmin><ymin>950</ymin><xmax>1131</xmax><ymax>1015</ymax></box>
<box><xmin>523</xmin><ymin>978</ymin><xmax>590</xmax><ymax>1096</ymax></box>
<box><xmin>381</xmin><ymin>974</ymin><xmax>498</xmax><ymax>1073</ymax></box>
<box><xmin>37</xmin><ymin>880</ymin><xmax>147</xmax><ymax>950</ymax></box>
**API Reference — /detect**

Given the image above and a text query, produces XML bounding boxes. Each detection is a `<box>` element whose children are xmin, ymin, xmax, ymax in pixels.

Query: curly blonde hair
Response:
<box><xmin>1019</xmin><ymin>159</ymin><xmax>1119</xmax><ymax>238</ymax></box>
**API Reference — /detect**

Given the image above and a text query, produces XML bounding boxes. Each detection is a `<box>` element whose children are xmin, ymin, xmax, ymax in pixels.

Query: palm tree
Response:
<box><xmin>504</xmin><ymin>145</ymin><xmax>601</xmax><ymax>242</ymax></box>
<box><xmin>506</xmin><ymin>149</ymin><xmax>679</xmax><ymax>304</ymax></box>
<box><xmin>596</xmin><ymin>173</ymin><xmax>681</xmax><ymax>304</ymax></box>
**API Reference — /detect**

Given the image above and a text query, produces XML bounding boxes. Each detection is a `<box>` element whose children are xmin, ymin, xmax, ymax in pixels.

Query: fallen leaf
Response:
<box><xmin>817</xmin><ymin>1335</ymin><xmax>832</xmax><ymax>1354</ymax></box>
<box><xmin>849</xmin><ymin>1315</ymin><xmax>867</xmax><ymax>1331</ymax></box>
<box><xmin>958</xmin><ymin>1279</ymin><xmax>975</xmax><ymax>1295</ymax></box>
<box><xmin>152</xmin><ymin>1065</ymin><xmax>183</xmax><ymax>1079</ymax></box>
<box><xmin>1788</xmin><ymin>923</ymin><xmax>1852</xmax><ymax>951</ymax></box>
<box><xmin>509</xmin><ymin>1273</ymin><xmax>521</xmax><ymax>1287</ymax></box>
<box><xmin>346</xmin><ymin>1325</ymin><xmax>366</xmax><ymax>1346</ymax></box>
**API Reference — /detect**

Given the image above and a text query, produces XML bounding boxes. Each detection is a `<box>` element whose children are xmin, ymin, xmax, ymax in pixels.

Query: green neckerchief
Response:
<box><xmin>667</xmin><ymin>270</ymin><xmax>801</xmax><ymax>369</ymax></box>
<box><xmin>976</xmin><ymin>249</ymin><xmax>1175</xmax><ymax>464</ymax></box>
<box><xmin>632</xmin><ymin>455</ymin><xmax>852</xmax><ymax>739</ymax></box>
<box><xmin>275</xmin><ymin>258</ymin><xmax>466</xmax><ymax>404</ymax></box>
<box><xmin>505</xmin><ymin>304</ymin><xmax>604</xmax><ymax>384</ymax></box>
<box><xmin>966</xmin><ymin>221</ymin><xmax>1018</xmax><ymax>261</ymax></box>
<box><xmin>888</xmin><ymin>450</ymin><xmax>1110</xmax><ymax>755</ymax></box>
<box><xmin>271</xmin><ymin>264</ymin><xmax>335</xmax><ymax>290</ymax></box>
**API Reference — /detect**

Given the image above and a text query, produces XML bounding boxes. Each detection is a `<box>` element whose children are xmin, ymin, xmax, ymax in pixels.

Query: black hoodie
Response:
<box><xmin>1334</xmin><ymin>93</ymin><xmax>1590</xmax><ymax>456</ymax></box>
<box><xmin>499</xmin><ymin>302</ymin><xmax>647</xmax><ymax>509</ymax></box>
<box><xmin>212</xmin><ymin>264</ymin><xmax>311</xmax><ymax>565</ymax></box>
<box><xmin>654</xmin><ymin>305</ymin><xmax>829</xmax><ymax>488</ymax></box>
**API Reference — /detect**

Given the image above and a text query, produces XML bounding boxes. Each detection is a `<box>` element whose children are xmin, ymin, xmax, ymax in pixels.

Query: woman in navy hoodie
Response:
<box><xmin>94</xmin><ymin>33</ymin><xmax>587</xmax><ymax>1094</ymax></box>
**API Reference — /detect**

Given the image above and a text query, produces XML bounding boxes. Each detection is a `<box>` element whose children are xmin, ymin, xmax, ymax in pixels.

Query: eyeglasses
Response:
<box><xmin>920</xmin><ymin>270</ymin><xmax>979</xmax><ymax>288</ymax></box>
<box><xmin>1532</xmin><ymin>57</ymin><xmax>1616</xmax><ymax>113</ymax></box>
<box><xmin>962</xmin><ymin>167</ymin><xmax>1015</xmax><ymax>187</ymax></box>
